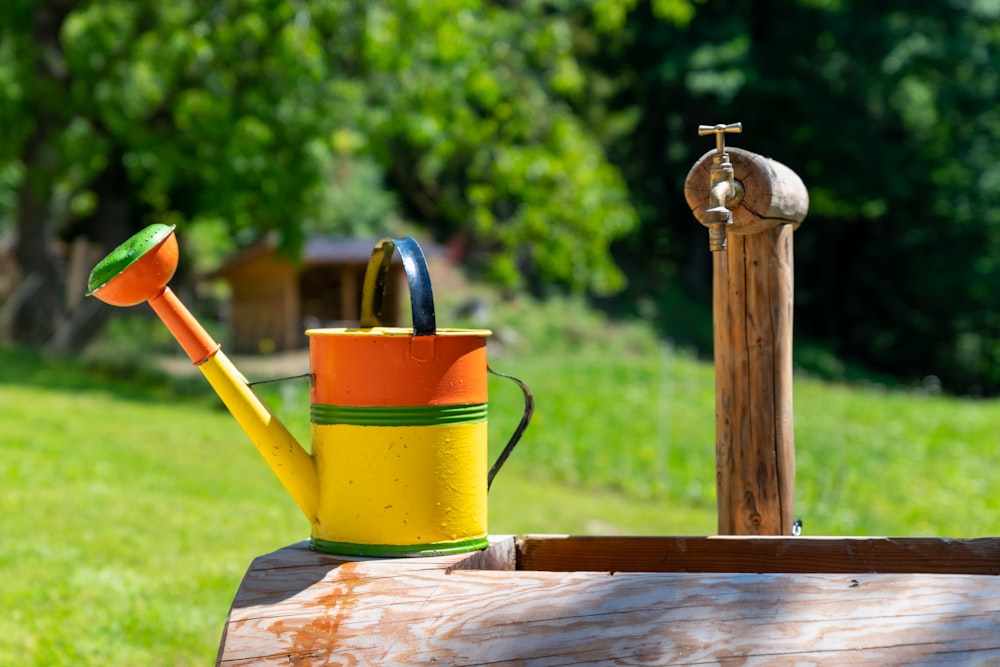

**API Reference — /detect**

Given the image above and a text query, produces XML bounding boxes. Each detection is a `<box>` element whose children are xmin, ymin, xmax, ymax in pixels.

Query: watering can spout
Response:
<box><xmin>86</xmin><ymin>224</ymin><xmax>320</xmax><ymax>522</ymax></box>
<box><xmin>194</xmin><ymin>348</ymin><xmax>320</xmax><ymax>521</ymax></box>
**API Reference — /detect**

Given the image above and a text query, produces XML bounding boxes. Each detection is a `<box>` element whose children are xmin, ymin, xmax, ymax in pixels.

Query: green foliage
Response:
<box><xmin>7</xmin><ymin>0</ymin><xmax>1000</xmax><ymax>391</ymax></box>
<box><xmin>303</xmin><ymin>155</ymin><xmax>399</xmax><ymax>239</ymax></box>
<box><xmin>591</xmin><ymin>1</ymin><xmax>1000</xmax><ymax>393</ymax></box>
<box><xmin>3</xmin><ymin>0</ymin><xmax>641</xmax><ymax>317</ymax></box>
<box><xmin>0</xmin><ymin>163</ymin><xmax>20</xmax><ymax>233</ymax></box>
<box><xmin>54</xmin><ymin>0</ymin><xmax>341</xmax><ymax>245</ymax></box>
<box><xmin>348</xmin><ymin>1</ymin><xmax>644</xmax><ymax>293</ymax></box>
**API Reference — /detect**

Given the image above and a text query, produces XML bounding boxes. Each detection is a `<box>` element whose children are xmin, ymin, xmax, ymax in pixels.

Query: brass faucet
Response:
<box><xmin>697</xmin><ymin>122</ymin><xmax>744</xmax><ymax>251</ymax></box>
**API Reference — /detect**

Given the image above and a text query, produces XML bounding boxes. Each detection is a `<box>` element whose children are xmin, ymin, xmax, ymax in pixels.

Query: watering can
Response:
<box><xmin>87</xmin><ymin>225</ymin><xmax>533</xmax><ymax>557</ymax></box>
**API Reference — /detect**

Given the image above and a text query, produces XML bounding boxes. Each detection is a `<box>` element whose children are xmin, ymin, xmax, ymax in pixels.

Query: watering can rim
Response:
<box><xmin>305</xmin><ymin>326</ymin><xmax>492</xmax><ymax>337</ymax></box>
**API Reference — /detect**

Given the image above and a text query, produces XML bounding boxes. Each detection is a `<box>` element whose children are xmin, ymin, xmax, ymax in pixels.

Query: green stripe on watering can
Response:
<box><xmin>310</xmin><ymin>535</ymin><xmax>489</xmax><ymax>557</ymax></box>
<box><xmin>311</xmin><ymin>403</ymin><xmax>488</xmax><ymax>426</ymax></box>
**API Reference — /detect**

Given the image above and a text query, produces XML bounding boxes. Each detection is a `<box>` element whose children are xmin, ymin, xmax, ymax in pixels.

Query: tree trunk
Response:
<box><xmin>45</xmin><ymin>150</ymin><xmax>135</xmax><ymax>354</ymax></box>
<box><xmin>12</xmin><ymin>122</ymin><xmax>66</xmax><ymax>345</ymax></box>
<box><xmin>11</xmin><ymin>2</ymin><xmax>137</xmax><ymax>354</ymax></box>
<box><xmin>9</xmin><ymin>1</ymin><xmax>76</xmax><ymax>345</ymax></box>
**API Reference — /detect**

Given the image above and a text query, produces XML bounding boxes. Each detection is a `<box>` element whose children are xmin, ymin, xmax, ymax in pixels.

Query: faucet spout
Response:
<box><xmin>709</xmin><ymin>164</ymin><xmax>739</xmax><ymax>212</ymax></box>
<box><xmin>697</xmin><ymin>123</ymin><xmax>744</xmax><ymax>251</ymax></box>
<box><xmin>702</xmin><ymin>155</ymin><xmax>745</xmax><ymax>251</ymax></box>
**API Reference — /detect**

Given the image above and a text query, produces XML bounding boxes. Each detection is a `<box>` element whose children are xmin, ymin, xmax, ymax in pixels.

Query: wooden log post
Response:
<box><xmin>685</xmin><ymin>139</ymin><xmax>808</xmax><ymax>536</ymax></box>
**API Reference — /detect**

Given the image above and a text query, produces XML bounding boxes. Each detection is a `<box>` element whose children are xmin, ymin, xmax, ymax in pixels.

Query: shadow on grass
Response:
<box><xmin>0</xmin><ymin>343</ymin><xmax>214</xmax><ymax>404</ymax></box>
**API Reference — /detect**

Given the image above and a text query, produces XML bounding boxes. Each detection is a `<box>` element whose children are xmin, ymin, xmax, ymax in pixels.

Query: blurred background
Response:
<box><xmin>3</xmin><ymin>0</ymin><xmax>999</xmax><ymax>393</ymax></box>
<box><xmin>3</xmin><ymin>2</ymin><xmax>1000</xmax><ymax>664</ymax></box>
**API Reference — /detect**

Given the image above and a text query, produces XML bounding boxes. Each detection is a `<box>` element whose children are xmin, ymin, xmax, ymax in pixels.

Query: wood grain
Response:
<box><xmin>686</xmin><ymin>146</ymin><xmax>804</xmax><ymax>535</ymax></box>
<box><xmin>517</xmin><ymin>535</ymin><xmax>1000</xmax><ymax>575</ymax></box>
<box><xmin>684</xmin><ymin>147</ymin><xmax>809</xmax><ymax>233</ymax></box>
<box><xmin>715</xmin><ymin>225</ymin><xmax>797</xmax><ymax>535</ymax></box>
<box><xmin>217</xmin><ymin>538</ymin><xmax>1000</xmax><ymax>665</ymax></box>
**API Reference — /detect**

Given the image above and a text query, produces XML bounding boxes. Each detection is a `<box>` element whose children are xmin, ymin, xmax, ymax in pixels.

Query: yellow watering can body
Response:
<box><xmin>88</xmin><ymin>230</ymin><xmax>532</xmax><ymax>557</ymax></box>
<box><xmin>308</xmin><ymin>327</ymin><xmax>492</xmax><ymax>555</ymax></box>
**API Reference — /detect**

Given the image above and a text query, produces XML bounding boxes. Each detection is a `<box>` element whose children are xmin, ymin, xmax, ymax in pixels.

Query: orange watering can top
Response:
<box><xmin>306</xmin><ymin>237</ymin><xmax>493</xmax><ymax>407</ymax></box>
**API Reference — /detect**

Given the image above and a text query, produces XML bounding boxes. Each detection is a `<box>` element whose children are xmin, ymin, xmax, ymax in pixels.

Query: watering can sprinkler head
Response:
<box><xmin>87</xmin><ymin>224</ymin><xmax>178</xmax><ymax>306</ymax></box>
<box><xmin>87</xmin><ymin>224</ymin><xmax>221</xmax><ymax>364</ymax></box>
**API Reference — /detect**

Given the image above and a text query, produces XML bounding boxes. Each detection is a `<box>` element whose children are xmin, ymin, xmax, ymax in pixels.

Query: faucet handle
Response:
<box><xmin>698</xmin><ymin>122</ymin><xmax>742</xmax><ymax>154</ymax></box>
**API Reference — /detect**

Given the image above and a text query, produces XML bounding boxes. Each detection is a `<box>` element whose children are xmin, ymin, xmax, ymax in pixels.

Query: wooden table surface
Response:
<box><xmin>217</xmin><ymin>536</ymin><xmax>1000</xmax><ymax>666</ymax></box>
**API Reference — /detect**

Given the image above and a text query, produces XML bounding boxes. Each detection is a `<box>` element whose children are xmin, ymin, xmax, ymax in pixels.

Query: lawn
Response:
<box><xmin>2</xmin><ymin>297</ymin><xmax>1000</xmax><ymax>664</ymax></box>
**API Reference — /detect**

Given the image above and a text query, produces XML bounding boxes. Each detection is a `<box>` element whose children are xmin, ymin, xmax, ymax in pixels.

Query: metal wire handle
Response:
<box><xmin>487</xmin><ymin>365</ymin><xmax>534</xmax><ymax>490</ymax></box>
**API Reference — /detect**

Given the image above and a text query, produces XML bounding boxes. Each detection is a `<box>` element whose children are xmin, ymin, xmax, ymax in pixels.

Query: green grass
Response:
<box><xmin>0</xmin><ymin>355</ymin><xmax>303</xmax><ymax>665</ymax></box>
<box><xmin>0</xmin><ymin>338</ymin><xmax>712</xmax><ymax>665</ymax></box>
<box><xmin>793</xmin><ymin>378</ymin><xmax>1000</xmax><ymax>536</ymax></box>
<box><xmin>3</xmin><ymin>296</ymin><xmax>1000</xmax><ymax>664</ymax></box>
<box><xmin>480</xmin><ymin>296</ymin><xmax>1000</xmax><ymax>537</ymax></box>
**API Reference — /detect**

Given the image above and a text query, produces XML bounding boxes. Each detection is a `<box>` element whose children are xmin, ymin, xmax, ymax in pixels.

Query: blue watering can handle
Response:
<box><xmin>360</xmin><ymin>237</ymin><xmax>436</xmax><ymax>335</ymax></box>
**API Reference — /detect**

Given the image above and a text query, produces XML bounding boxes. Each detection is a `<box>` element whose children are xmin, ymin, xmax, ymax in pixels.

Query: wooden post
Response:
<box><xmin>685</xmin><ymin>145</ymin><xmax>808</xmax><ymax>535</ymax></box>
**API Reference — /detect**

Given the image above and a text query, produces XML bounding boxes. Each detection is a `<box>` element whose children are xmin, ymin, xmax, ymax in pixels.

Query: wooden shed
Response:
<box><xmin>208</xmin><ymin>237</ymin><xmax>406</xmax><ymax>354</ymax></box>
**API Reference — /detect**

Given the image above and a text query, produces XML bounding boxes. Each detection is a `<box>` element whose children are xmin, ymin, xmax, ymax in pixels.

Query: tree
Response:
<box><xmin>2</xmin><ymin>1</ymin><xmax>351</xmax><ymax>346</ymax></box>
<box><xmin>588</xmin><ymin>0</ymin><xmax>1000</xmax><ymax>393</ymax></box>
<box><xmin>1</xmin><ymin>0</ymin><xmax>646</xmax><ymax>351</ymax></box>
<box><xmin>2</xmin><ymin>1</ymin><xmax>79</xmax><ymax>344</ymax></box>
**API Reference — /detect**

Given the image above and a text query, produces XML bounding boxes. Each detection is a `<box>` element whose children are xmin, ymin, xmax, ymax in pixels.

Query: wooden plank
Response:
<box><xmin>217</xmin><ymin>538</ymin><xmax>1000</xmax><ymax>665</ymax></box>
<box><xmin>216</xmin><ymin>538</ymin><xmax>516</xmax><ymax>662</ymax></box>
<box><xmin>447</xmin><ymin>534</ymin><xmax>517</xmax><ymax>572</ymax></box>
<box><xmin>517</xmin><ymin>535</ymin><xmax>1000</xmax><ymax>575</ymax></box>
